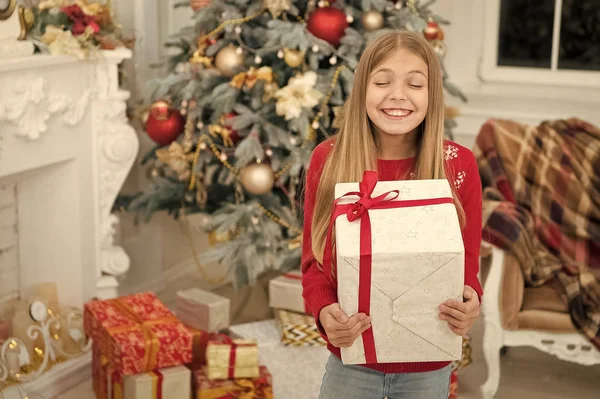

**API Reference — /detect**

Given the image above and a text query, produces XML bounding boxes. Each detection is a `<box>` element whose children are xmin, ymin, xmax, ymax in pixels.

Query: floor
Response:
<box><xmin>55</xmin><ymin>315</ymin><xmax>600</xmax><ymax>399</ymax></box>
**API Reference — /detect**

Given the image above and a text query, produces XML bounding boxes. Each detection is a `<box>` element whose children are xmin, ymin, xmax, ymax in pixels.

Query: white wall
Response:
<box><xmin>114</xmin><ymin>0</ymin><xmax>600</xmax><ymax>294</ymax></box>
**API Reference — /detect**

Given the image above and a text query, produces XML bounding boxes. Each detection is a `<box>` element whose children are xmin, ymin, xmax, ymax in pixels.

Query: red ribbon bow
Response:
<box><xmin>322</xmin><ymin>171</ymin><xmax>454</xmax><ymax>364</ymax></box>
<box><xmin>323</xmin><ymin>171</ymin><xmax>399</xmax><ymax>282</ymax></box>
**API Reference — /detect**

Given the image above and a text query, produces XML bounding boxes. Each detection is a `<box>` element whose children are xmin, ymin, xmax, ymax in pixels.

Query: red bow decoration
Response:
<box><xmin>323</xmin><ymin>171</ymin><xmax>399</xmax><ymax>282</ymax></box>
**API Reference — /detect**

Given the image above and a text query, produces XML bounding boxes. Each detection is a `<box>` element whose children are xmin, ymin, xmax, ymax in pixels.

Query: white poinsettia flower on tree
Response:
<box><xmin>274</xmin><ymin>71</ymin><xmax>323</xmax><ymax>120</ymax></box>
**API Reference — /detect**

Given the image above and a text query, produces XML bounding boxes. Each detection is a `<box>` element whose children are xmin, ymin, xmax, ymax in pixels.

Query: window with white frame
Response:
<box><xmin>481</xmin><ymin>0</ymin><xmax>600</xmax><ymax>87</ymax></box>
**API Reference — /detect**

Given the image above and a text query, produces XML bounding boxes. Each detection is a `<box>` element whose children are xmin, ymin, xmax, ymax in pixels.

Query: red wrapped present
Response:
<box><xmin>84</xmin><ymin>292</ymin><xmax>193</xmax><ymax>375</ymax></box>
<box><xmin>194</xmin><ymin>365</ymin><xmax>272</xmax><ymax>399</ymax></box>
<box><xmin>186</xmin><ymin>324</ymin><xmax>218</xmax><ymax>370</ymax></box>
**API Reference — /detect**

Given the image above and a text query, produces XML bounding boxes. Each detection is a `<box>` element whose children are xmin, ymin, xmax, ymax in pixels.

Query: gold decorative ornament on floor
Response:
<box><xmin>0</xmin><ymin>301</ymin><xmax>91</xmax><ymax>393</ymax></box>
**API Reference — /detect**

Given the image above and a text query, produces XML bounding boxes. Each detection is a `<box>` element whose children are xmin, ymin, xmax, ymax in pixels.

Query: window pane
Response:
<box><xmin>559</xmin><ymin>0</ymin><xmax>600</xmax><ymax>71</ymax></box>
<box><xmin>497</xmin><ymin>0</ymin><xmax>555</xmax><ymax>68</ymax></box>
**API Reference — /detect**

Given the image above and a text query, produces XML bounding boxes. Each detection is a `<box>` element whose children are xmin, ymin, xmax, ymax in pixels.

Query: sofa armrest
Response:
<box><xmin>481</xmin><ymin>244</ymin><xmax>524</xmax><ymax>330</ymax></box>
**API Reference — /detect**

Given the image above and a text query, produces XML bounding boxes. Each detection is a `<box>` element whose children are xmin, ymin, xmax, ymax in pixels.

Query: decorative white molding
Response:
<box><xmin>0</xmin><ymin>76</ymin><xmax>91</xmax><ymax>140</ymax></box>
<box><xmin>94</xmin><ymin>61</ymin><xmax>139</xmax><ymax>282</ymax></box>
<box><xmin>0</xmin><ymin>48</ymin><xmax>135</xmax><ymax>397</ymax></box>
<box><xmin>481</xmin><ymin>245</ymin><xmax>600</xmax><ymax>399</ymax></box>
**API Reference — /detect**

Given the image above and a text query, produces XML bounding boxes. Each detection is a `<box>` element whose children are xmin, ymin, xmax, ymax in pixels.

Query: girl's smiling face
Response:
<box><xmin>365</xmin><ymin>49</ymin><xmax>429</xmax><ymax>140</ymax></box>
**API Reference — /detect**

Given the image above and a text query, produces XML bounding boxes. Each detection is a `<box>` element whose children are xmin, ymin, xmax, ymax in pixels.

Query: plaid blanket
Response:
<box><xmin>474</xmin><ymin>118</ymin><xmax>600</xmax><ymax>349</ymax></box>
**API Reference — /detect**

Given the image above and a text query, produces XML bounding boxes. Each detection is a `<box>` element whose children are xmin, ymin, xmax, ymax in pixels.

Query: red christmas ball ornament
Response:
<box><xmin>424</xmin><ymin>20</ymin><xmax>441</xmax><ymax>41</ymax></box>
<box><xmin>307</xmin><ymin>7</ymin><xmax>348</xmax><ymax>47</ymax></box>
<box><xmin>145</xmin><ymin>101</ymin><xmax>185</xmax><ymax>146</ymax></box>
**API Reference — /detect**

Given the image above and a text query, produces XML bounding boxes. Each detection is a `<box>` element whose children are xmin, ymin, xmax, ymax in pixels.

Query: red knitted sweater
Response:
<box><xmin>301</xmin><ymin>139</ymin><xmax>483</xmax><ymax>373</ymax></box>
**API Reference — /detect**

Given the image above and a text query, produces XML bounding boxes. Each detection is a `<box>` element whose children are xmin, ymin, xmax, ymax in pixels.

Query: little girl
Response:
<box><xmin>302</xmin><ymin>31</ymin><xmax>483</xmax><ymax>399</ymax></box>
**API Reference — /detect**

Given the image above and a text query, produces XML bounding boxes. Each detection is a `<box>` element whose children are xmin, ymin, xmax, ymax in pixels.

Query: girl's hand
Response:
<box><xmin>438</xmin><ymin>285</ymin><xmax>480</xmax><ymax>337</ymax></box>
<box><xmin>319</xmin><ymin>303</ymin><xmax>372</xmax><ymax>348</ymax></box>
<box><xmin>191</xmin><ymin>0</ymin><xmax>211</xmax><ymax>11</ymax></box>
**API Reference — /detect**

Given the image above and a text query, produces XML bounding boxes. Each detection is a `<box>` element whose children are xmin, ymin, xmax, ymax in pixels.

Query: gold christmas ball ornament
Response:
<box><xmin>283</xmin><ymin>48</ymin><xmax>305</xmax><ymax>67</ymax></box>
<box><xmin>215</xmin><ymin>45</ymin><xmax>245</xmax><ymax>77</ymax></box>
<box><xmin>361</xmin><ymin>10</ymin><xmax>384</xmax><ymax>31</ymax></box>
<box><xmin>239</xmin><ymin>162</ymin><xmax>275</xmax><ymax>195</ymax></box>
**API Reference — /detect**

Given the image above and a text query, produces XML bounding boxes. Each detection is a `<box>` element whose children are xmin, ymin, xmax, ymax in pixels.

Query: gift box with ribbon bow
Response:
<box><xmin>194</xmin><ymin>365</ymin><xmax>272</xmax><ymax>399</ymax></box>
<box><xmin>206</xmin><ymin>334</ymin><xmax>259</xmax><ymax>380</ymax></box>
<box><xmin>84</xmin><ymin>292</ymin><xmax>193</xmax><ymax>376</ymax></box>
<box><xmin>329</xmin><ymin>171</ymin><xmax>465</xmax><ymax>365</ymax></box>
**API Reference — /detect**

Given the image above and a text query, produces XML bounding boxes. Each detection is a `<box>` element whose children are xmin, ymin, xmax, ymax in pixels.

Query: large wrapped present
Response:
<box><xmin>194</xmin><ymin>365</ymin><xmax>272</xmax><ymax>399</ymax></box>
<box><xmin>176</xmin><ymin>288</ymin><xmax>230</xmax><ymax>332</ymax></box>
<box><xmin>268</xmin><ymin>271</ymin><xmax>309</xmax><ymax>314</ymax></box>
<box><xmin>206</xmin><ymin>335</ymin><xmax>259</xmax><ymax>380</ymax></box>
<box><xmin>93</xmin><ymin>346</ymin><xmax>191</xmax><ymax>399</ymax></box>
<box><xmin>84</xmin><ymin>292</ymin><xmax>193</xmax><ymax>375</ymax></box>
<box><xmin>327</xmin><ymin>172</ymin><xmax>464</xmax><ymax>365</ymax></box>
<box><xmin>274</xmin><ymin>309</ymin><xmax>326</xmax><ymax>347</ymax></box>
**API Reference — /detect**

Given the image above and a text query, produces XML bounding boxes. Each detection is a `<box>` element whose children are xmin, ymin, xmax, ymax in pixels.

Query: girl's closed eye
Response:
<box><xmin>375</xmin><ymin>82</ymin><xmax>390</xmax><ymax>86</ymax></box>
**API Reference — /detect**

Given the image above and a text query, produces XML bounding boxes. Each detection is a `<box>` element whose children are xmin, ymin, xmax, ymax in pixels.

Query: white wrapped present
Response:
<box><xmin>331</xmin><ymin>173</ymin><xmax>464</xmax><ymax>365</ymax></box>
<box><xmin>175</xmin><ymin>288</ymin><xmax>230</xmax><ymax>332</ymax></box>
<box><xmin>269</xmin><ymin>270</ymin><xmax>308</xmax><ymax>314</ymax></box>
<box><xmin>122</xmin><ymin>366</ymin><xmax>191</xmax><ymax>399</ymax></box>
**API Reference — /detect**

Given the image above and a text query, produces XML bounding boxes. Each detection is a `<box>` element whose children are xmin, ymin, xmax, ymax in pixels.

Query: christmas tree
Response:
<box><xmin>124</xmin><ymin>0</ymin><xmax>466</xmax><ymax>288</ymax></box>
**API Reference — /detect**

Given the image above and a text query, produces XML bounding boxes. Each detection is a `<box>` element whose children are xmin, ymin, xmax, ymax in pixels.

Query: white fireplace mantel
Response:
<box><xmin>0</xmin><ymin>48</ymin><xmax>139</xmax><ymax>306</ymax></box>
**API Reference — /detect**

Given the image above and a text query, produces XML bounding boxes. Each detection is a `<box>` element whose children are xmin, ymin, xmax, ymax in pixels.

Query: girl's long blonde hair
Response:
<box><xmin>311</xmin><ymin>30</ymin><xmax>466</xmax><ymax>265</ymax></box>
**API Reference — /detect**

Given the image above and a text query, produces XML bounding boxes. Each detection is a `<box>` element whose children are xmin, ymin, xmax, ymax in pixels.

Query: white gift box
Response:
<box><xmin>175</xmin><ymin>288</ymin><xmax>230</xmax><ymax>332</ymax></box>
<box><xmin>334</xmin><ymin>177</ymin><xmax>464</xmax><ymax>365</ymax></box>
<box><xmin>269</xmin><ymin>270</ymin><xmax>308</xmax><ymax>314</ymax></box>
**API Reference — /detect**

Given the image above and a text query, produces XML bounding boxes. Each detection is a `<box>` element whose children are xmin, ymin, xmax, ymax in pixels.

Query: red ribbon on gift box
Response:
<box><xmin>323</xmin><ymin>171</ymin><xmax>455</xmax><ymax>364</ymax></box>
<box><xmin>213</xmin><ymin>335</ymin><xmax>256</xmax><ymax>379</ymax></box>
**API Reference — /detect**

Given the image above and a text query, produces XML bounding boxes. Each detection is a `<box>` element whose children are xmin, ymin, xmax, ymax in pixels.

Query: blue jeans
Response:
<box><xmin>319</xmin><ymin>355</ymin><xmax>452</xmax><ymax>399</ymax></box>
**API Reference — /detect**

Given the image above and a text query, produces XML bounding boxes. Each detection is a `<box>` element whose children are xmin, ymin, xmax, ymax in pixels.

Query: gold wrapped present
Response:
<box><xmin>194</xmin><ymin>365</ymin><xmax>272</xmax><ymax>399</ymax></box>
<box><xmin>274</xmin><ymin>309</ymin><xmax>326</xmax><ymax>347</ymax></box>
<box><xmin>206</xmin><ymin>335</ymin><xmax>259</xmax><ymax>380</ymax></box>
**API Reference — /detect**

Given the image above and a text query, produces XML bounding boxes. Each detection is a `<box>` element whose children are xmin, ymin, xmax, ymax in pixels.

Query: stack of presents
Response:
<box><xmin>83</xmin><ymin>290</ymin><xmax>270</xmax><ymax>399</ymax></box>
<box><xmin>83</xmin><ymin>268</ymin><xmax>469</xmax><ymax>398</ymax></box>
<box><xmin>82</xmin><ymin>270</ymin><xmax>330</xmax><ymax>398</ymax></box>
